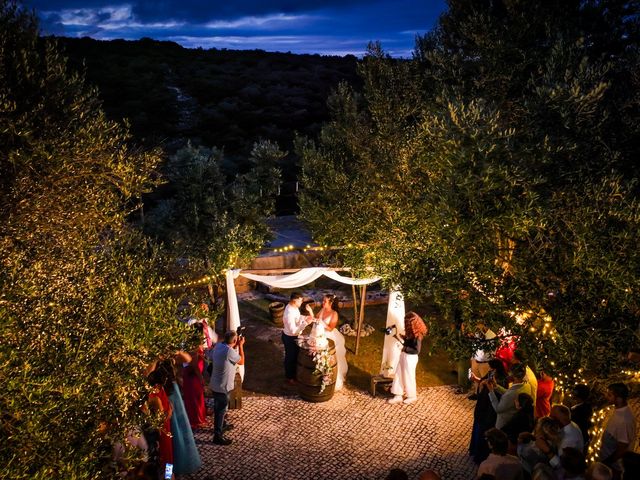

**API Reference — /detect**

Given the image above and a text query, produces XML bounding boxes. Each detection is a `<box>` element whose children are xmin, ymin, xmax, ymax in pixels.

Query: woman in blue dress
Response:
<box><xmin>158</xmin><ymin>358</ymin><xmax>202</xmax><ymax>475</ymax></box>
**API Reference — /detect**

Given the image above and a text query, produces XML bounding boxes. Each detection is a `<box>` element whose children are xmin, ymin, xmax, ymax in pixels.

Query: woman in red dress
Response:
<box><xmin>182</xmin><ymin>338</ymin><xmax>207</xmax><ymax>429</ymax></box>
<box><xmin>147</xmin><ymin>369</ymin><xmax>173</xmax><ymax>469</ymax></box>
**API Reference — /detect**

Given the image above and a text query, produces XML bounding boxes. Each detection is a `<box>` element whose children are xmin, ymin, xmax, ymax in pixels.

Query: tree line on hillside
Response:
<box><xmin>299</xmin><ymin>0</ymin><xmax>640</xmax><ymax>384</ymax></box>
<box><xmin>57</xmin><ymin>36</ymin><xmax>359</xmax><ymax>164</ymax></box>
<box><xmin>56</xmin><ymin>37</ymin><xmax>360</xmax><ymax>215</ymax></box>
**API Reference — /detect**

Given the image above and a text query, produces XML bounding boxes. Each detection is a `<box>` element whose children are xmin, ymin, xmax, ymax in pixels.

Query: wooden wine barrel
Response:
<box><xmin>296</xmin><ymin>339</ymin><xmax>337</xmax><ymax>402</ymax></box>
<box><xmin>269</xmin><ymin>302</ymin><xmax>285</xmax><ymax>327</ymax></box>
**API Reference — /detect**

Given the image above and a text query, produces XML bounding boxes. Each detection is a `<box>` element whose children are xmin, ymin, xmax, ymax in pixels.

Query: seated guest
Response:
<box><xmin>571</xmin><ymin>384</ymin><xmax>593</xmax><ymax>447</ymax></box>
<box><xmin>477</xmin><ymin>428</ymin><xmax>524</xmax><ymax>479</ymax></box>
<box><xmin>536</xmin><ymin>368</ymin><xmax>555</xmax><ymax>419</ymax></box>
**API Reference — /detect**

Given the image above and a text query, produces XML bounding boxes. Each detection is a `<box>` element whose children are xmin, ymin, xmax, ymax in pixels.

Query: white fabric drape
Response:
<box><xmin>380</xmin><ymin>290</ymin><xmax>405</xmax><ymax>378</ymax></box>
<box><xmin>225</xmin><ymin>267</ymin><xmax>404</xmax><ymax>383</ymax></box>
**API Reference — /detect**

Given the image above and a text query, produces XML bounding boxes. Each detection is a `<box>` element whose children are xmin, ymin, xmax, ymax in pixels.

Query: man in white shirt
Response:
<box><xmin>552</xmin><ymin>405</ymin><xmax>585</xmax><ymax>451</ymax></box>
<box><xmin>541</xmin><ymin>404</ymin><xmax>585</xmax><ymax>469</ymax></box>
<box><xmin>282</xmin><ymin>292</ymin><xmax>314</xmax><ymax>385</ymax></box>
<box><xmin>599</xmin><ymin>382</ymin><xmax>637</xmax><ymax>471</ymax></box>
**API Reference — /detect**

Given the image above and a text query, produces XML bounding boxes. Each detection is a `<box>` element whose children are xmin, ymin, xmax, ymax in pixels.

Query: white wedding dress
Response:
<box><xmin>320</xmin><ymin>314</ymin><xmax>348</xmax><ymax>390</ymax></box>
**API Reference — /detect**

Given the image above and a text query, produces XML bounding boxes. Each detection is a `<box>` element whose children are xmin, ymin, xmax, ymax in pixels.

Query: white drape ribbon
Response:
<box><xmin>225</xmin><ymin>267</ymin><xmax>403</xmax><ymax>382</ymax></box>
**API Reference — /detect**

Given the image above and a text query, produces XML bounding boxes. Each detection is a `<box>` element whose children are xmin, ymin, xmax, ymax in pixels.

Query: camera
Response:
<box><xmin>236</xmin><ymin>326</ymin><xmax>246</xmax><ymax>338</ymax></box>
<box><xmin>381</xmin><ymin>325</ymin><xmax>397</xmax><ymax>335</ymax></box>
<box><xmin>488</xmin><ymin>370</ymin><xmax>495</xmax><ymax>380</ymax></box>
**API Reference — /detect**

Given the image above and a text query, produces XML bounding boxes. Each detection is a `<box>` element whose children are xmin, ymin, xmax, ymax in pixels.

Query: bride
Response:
<box><xmin>315</xmin><ymin>294</ymin><xmax>348</xmax><ymax>390</ymax></box>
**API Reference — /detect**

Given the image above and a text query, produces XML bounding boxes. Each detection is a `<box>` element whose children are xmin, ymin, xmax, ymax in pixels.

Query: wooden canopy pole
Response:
<box><xmin>351</xmin><ymin>284</ymin><xmax>359</xmax><ymax>329</ymax></box>
<box><xmin>355</xmin><ymin>284</ymin><xmax>367</xmax><ymax>355</ymax></box>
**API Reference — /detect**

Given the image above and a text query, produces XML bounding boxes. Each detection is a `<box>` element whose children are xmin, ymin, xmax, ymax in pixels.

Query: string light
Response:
<box><xmin>587</xmin><ymin>405</ymin><xmax>613</xmax><ymax>463</ymax></box>
<box><xmin>269</xmin><ymin>242</ymin><xmax>364</xmax><ymax>253</ymax></box>
<box><xmin>156</xmin><ymin>273</ymin><xmax>221</xmax><ymax>291</ymax></box>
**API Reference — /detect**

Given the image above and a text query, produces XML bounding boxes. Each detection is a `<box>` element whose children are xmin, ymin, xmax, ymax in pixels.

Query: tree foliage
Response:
<box><xmin>299</xmin><ymin>2</ymin><xmax>640</xmax><ymax>377</ymax></box>
<box><xmin>0</xmin><ymin>2</ymin><xmax>190</xmax><ymax>477</ymax></box>
<box><xmin>144</xmin><ymin>140</ymin><xmax>283</xmax><ymax>302</ymax></box>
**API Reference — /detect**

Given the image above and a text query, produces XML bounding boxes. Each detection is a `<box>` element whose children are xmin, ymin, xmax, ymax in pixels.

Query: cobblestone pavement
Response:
<box><xmin>187</xmin><ymin>386</ymin><xmax>476</xmax><ymax>480</ymax></box>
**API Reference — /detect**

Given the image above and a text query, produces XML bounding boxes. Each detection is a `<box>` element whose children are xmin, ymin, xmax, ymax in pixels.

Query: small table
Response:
<box><xmin>370</xmin><ymin>374</ymin><xmax>393</xmax><ymax>397</ymax></box>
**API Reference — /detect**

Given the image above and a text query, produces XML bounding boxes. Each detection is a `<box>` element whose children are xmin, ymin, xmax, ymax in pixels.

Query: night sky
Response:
<box><xmin>25</xmin><ymin>0</ymin><xmax>446</xmax><ymax>57</ymax></box>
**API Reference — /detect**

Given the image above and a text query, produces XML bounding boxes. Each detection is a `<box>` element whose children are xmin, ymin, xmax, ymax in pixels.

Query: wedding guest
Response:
<box><xmin>511</xmin><ymin>350</ymin><xmax>538</xmax><ymax>409</ymax></box>
<box><xmin>477</xmin><ymin>428</ymin><xmax>524</xmax><ymax>479</ymax></box>
<box><xmin>469</xmin><ymin>323</ymin><xmax>497</xmax><ymax>397</ymax></box>
<box><xmin>469</xmin><ymin>359</ymin><xmax>508</xmax><ymax>464</ymax></box>
<box><xmin>146</xmin><ymin>368</ymin><xmax>173</xmax><ymax>473</ymax></box>
<box><xmin>518</xmin><ymin>416</ymin><xmax>561</xmax><ymax>475</ymax></box>
<box><xmin>599</xmin><ymin>383</ymin><xmax>637</xmax><ymax>471</ymax></box>
<box><xmin>501</xmin><ymin>393</ymin><xmax>535</xmax><ymax>452</ymax></box>
<box><xmin>571</xmin><ymin>384</ymin><xmax>593</xmax><ymax>447</ymax></box>
<box><xmin>157</xmin><ymin>359</ymin><xmax>201</xmax><ymax>475</ymax></box>
<box><xmin>281</xmin><ymin>292</ymin><xmax>314</xmax><ymax>385</ymax></box>
<box><xmin>536</xmin><ymin>368</ymin><xmax>555</xmax><ymax>419</ymax></box>
<box><xmin>387</xmin><ymin>311</ymin><xmax>428</xmax><ymax>405</ymax></box>
<box><xmin>551</xmin><ymin>404</ymin><xmax>584</xmax><ymax>454</ymax></box>
<box><xmin>488</xmin><ymin>363</ymin><xmax>533</xmax><ymax>429</ymax></box>
<box><xmin>183</xmin><ymin>323</ymin><xmax>207</xmax><ymax>429</ymax></box>
<box><xmin>560</xmin><ymin>447</ymin><xmax>587</xmax><ymax>479</ymax></box>
<box><xmin>210</xmin><ymin>330</ymin><xmax>245</xmax><ymax>445</ymax></box>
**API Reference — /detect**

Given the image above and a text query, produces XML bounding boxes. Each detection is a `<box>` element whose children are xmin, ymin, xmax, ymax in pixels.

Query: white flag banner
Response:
<box><xmin>380</xmin><ymin>290</ymin><xmax>405</xmax><ymax>378</ymax></box>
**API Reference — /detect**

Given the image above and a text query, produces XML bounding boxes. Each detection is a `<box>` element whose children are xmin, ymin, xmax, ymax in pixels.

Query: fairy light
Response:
<box><xmin>156</xmin><ymin>273</ymin><xmax>221</xmax><ymax>291</ymax></box>
<box><xmin>587</xmin><ymin>405</ymin><xmax>613</xmax><ymax>463</ymax></box>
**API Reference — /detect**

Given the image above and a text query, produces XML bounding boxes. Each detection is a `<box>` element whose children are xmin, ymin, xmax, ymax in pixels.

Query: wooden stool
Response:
<box><xmin>370</xmin><ymin>374</ymin><xmax>393</xmax><ymax>397</ymax></box>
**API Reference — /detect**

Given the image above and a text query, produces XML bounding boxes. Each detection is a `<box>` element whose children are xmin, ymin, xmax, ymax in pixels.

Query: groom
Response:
<box><xmin>282</xmin><ymin>292</ymin><xmax>314</xmax><ymax>385</ymax></box>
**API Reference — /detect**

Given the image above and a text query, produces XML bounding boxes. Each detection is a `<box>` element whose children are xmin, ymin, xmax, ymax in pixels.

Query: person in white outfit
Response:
<box><xmin>315</xmin><ymin>293</ymin><xmax>348</xmax><ymax>390</ymax></box>
<box><xmin>388</xmin><ymin>311</ymin><xmax>429</xmax><ymax>405</ymax></box>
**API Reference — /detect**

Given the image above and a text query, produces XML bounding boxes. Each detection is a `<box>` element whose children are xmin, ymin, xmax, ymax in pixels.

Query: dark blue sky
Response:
<box><xmin>25</xmin><ymin>0</ymin><xmax>446</xmax><ymax>57</ymax></box>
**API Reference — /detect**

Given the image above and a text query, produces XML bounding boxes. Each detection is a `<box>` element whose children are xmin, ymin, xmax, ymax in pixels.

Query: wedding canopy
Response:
<box><xmin>225</xmin><ymin>267</ymin><xmax>406</xmax><ymax>376</ymax></box>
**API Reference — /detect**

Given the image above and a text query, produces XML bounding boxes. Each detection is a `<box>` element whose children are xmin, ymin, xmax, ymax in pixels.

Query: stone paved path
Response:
<box><xmin>187</xmin><ymin>386</ymin><xmax>476</xmax><ymax>480</ymax></box>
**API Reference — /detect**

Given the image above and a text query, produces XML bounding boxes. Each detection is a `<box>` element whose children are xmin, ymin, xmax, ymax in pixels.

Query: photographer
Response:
<box><xmin>209</xmin><ymin>330</ymin><xmax>245</xmax><ymax>446</ymax></box>
<box><xmin>387</xmin><ymin>312</ymin><xmax>428</xmax><ymax>405</ymax></box>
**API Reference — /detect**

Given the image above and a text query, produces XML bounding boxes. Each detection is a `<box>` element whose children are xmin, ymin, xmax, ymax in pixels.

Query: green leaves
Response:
<box><xmin>144</xmin><ymin>140</ymin><xmax>283</xmax><ymax>292</ymax></box>
<box><xmin>0</xmin><ymin>2</ymin><xmax>190</xmax><ymax>477</ymax></box>
<box><xmin>299</xmin><ymin>1</ymin><xmax>640</xmax><ymax>379</ymax></box>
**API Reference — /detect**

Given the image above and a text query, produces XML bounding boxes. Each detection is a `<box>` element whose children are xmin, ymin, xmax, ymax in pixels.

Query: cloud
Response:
<box><xmin>39</xmin><ymin>4</ymin><xmax>186</xmax><ymax>35</ymax></box>
<box><xmin>26</xmin><ymin>0</ymin><xmax>446</xmax><ymax>57</ymax></box>
<box><xmin>204</xmin><ymin>13</ymin><xmax>320</xmax><ymax>30</ymax></box>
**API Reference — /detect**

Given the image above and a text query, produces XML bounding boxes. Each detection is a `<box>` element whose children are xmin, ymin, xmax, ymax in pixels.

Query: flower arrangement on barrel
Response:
<box><xmin>298</xmin><ymin>319</ymin><xmax>335</xmax><ymax>393</ymax></box>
